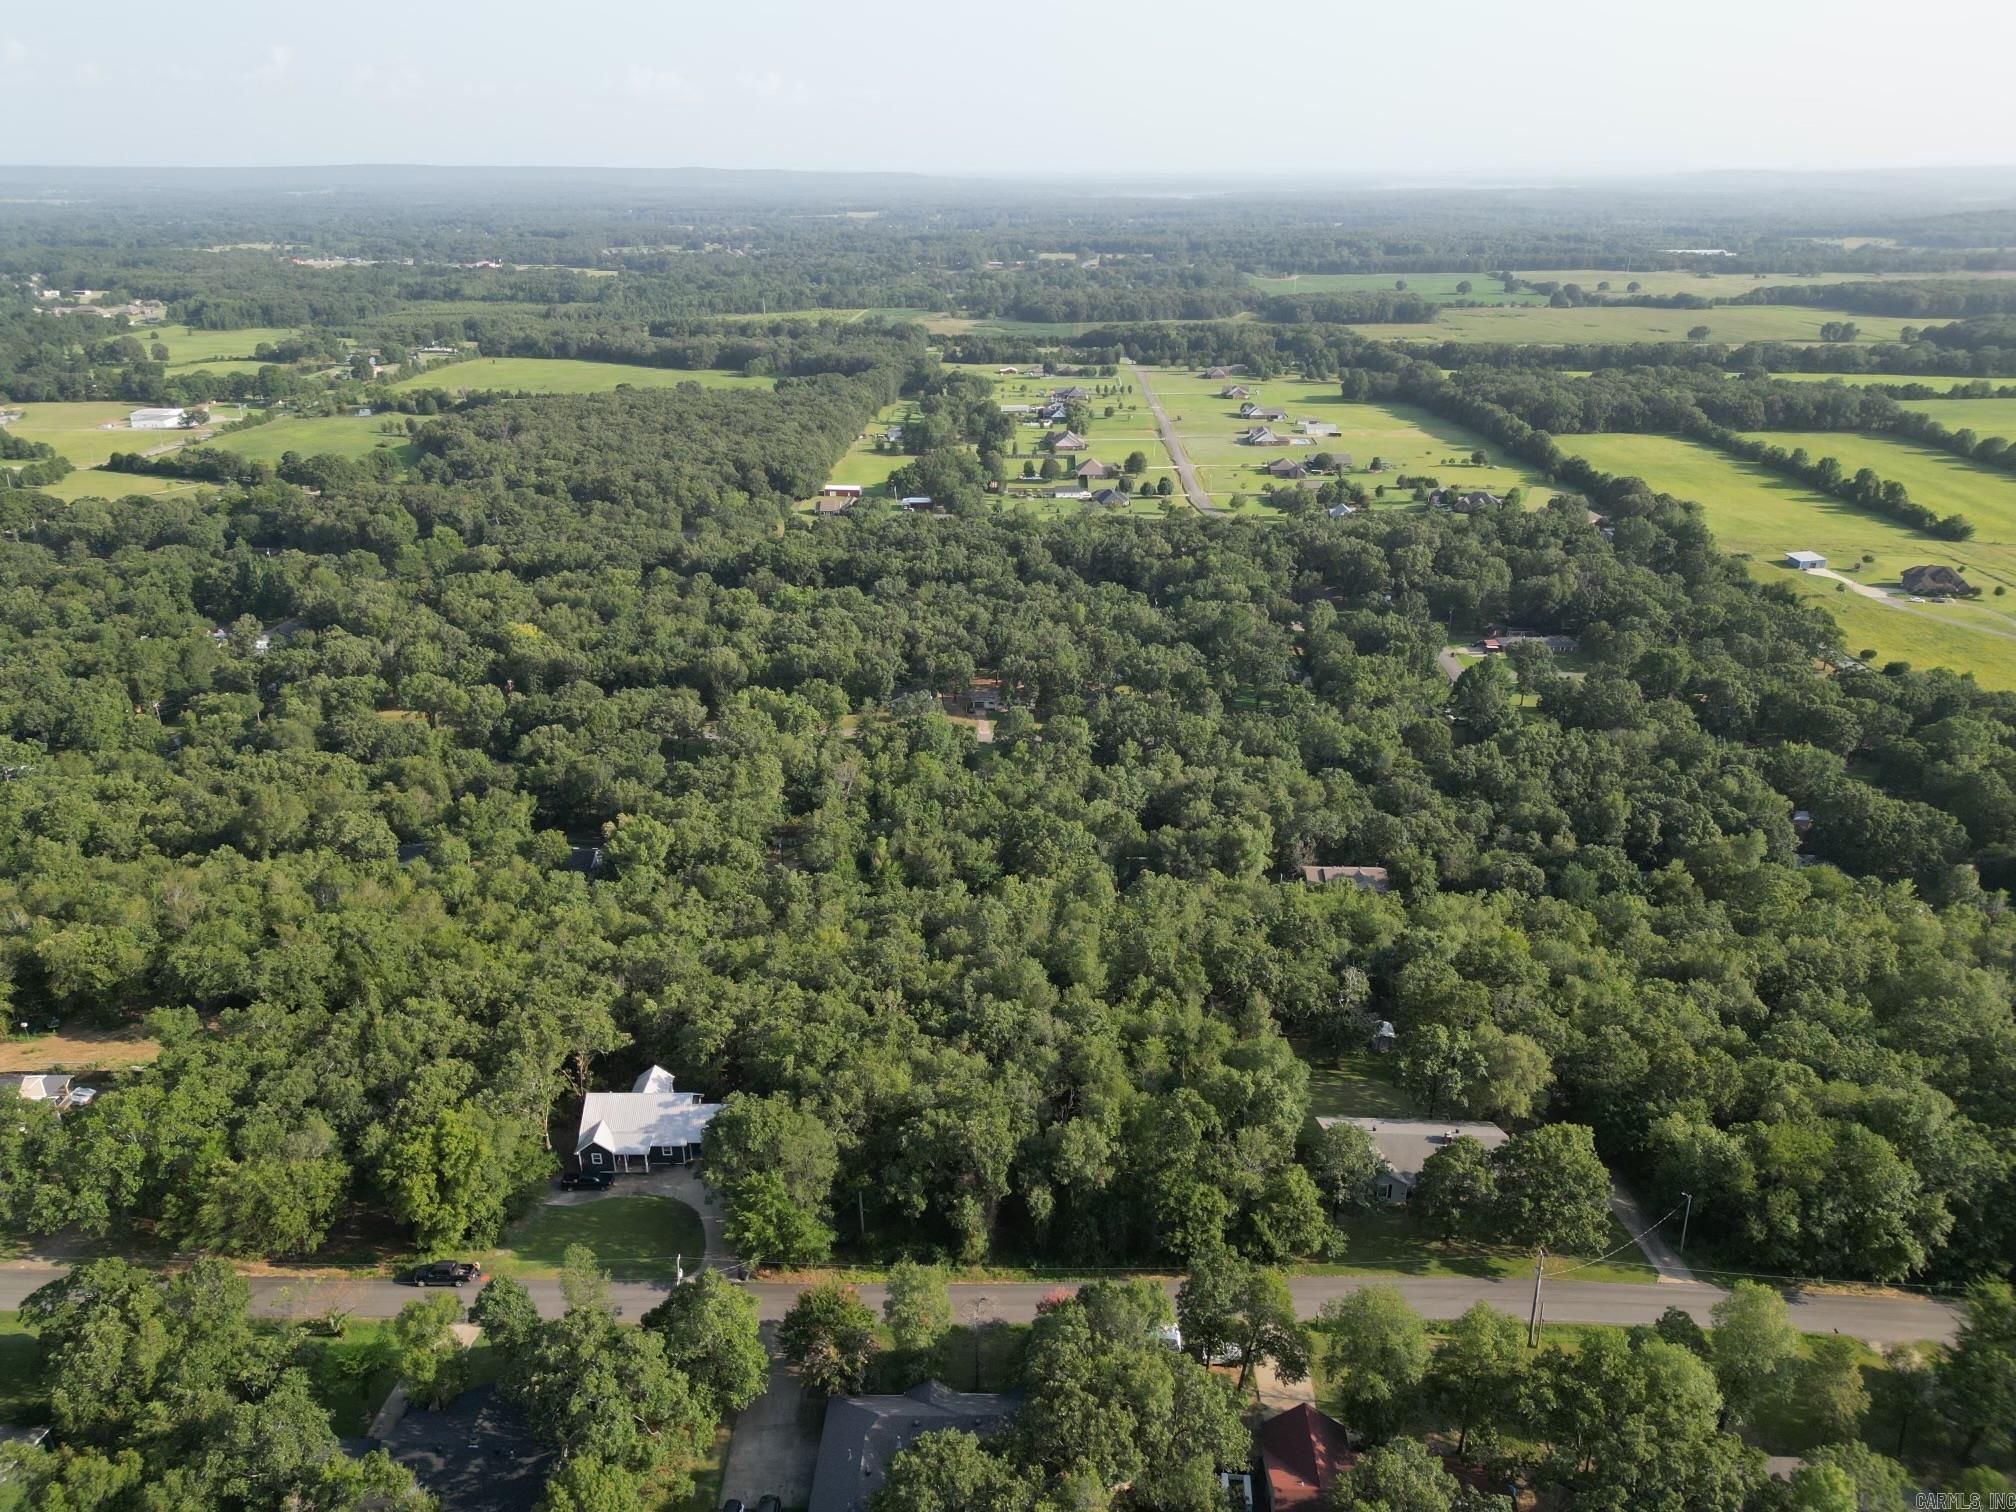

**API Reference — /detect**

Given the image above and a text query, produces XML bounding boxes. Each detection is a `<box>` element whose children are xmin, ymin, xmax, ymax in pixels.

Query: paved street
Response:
<box><xmin>0</xmin><ymin>1264</ymin><xmax>1960</xmax><ymax>1346</ymax></box>
<box><xmin>1131</xmin><ymin>361</ymin><xmax>1219</xmax><ymax>516</ymax></box>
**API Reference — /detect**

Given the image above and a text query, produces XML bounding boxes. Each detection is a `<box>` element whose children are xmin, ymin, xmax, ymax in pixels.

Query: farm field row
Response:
<box><xmin>198</xmin><ymin>413</ymin><xmax>417</xmax><ymax>467</ymax></box>
<box><xmin>1746</xmin><ymin>430</ymin><xmax>2016</xmax><ymax>543</ymax></box>
<box><xmin>1244</xmin><ymin>271</ymin><xmax>1547</xmax><ymax>305</ymax></box>
<box><xmin>1367</xmin><ymin>304</ymin><xmax>1924</xmax><ymax>346</ymax></box>
<box><xmin>150</xmin><ymin>323</ymin><xmax>304</xmax><ymax>372</ymax></box>
<box><xmin>1561</xmin><ymin>433</ymin><xmax>2016</xmax><ymax>688</ymax></box>
<box><xmin>387</xmin><ymin>357</ymin><xmax>775</xmax><ymax>395</ymax></box>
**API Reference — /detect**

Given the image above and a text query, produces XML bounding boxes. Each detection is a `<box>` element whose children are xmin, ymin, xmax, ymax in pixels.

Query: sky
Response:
<box><xmin>4</xmin><ymin>0</ymin><xmax>2014</xmax><ymax>180</ymax></box>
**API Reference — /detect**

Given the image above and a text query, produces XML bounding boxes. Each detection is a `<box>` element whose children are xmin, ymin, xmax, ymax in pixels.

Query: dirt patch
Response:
<box><xmin>0</xmin><ymin>1031</ymin><xmax>162</xmax><ymax>1074</ymax></box>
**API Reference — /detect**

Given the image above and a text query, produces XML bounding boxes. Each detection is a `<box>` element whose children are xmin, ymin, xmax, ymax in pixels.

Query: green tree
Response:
<box><xmin>640</xmin><ymin>1268</ymin><xmax>768</xmax><ymax>1419</ymax></box>
<box><xmin>1797</xmin><ymin>1334</ymin><xmax>1871</xmax><ymax>1444</ymax></box>
<box><xmin>1317</xmin><ymin>1284</ymin><xmax>1429</xmax><ymax>1435</ymax></box>
<box><xmin>870</xmin><ymin>1429</ymin><xmax>1038</xmax><ymax>1512</ymax></box>
<box><xmin>1785</xmin><ymin>1463</ymin><xmax>1858</xmax><ymax>1512</ymax></box>
<box><xmin>724</xmin><ymin>1169</ymin><xmax>836</xmax><ymax>1270</ymax></box>
<box><xmin>1123</xmin><ymin>451</ymin><xmax>1148</xmax><ymax>475</ymax></box>
<box><xmin>1398</xmin><ymin>1025</ymin><xmax>1485</xmax><ymax>1118</ymax></box>
<box><xmin>536</xmin><ymin>1454</ymin><xmax>648</xmax><ymax>1512</ymax></box>
<box><xmin>1428</xmin><ymin>1302</ymin><xmax>1526</xmax><ymax>1454</ymax></box>
<box><xmin>390</xmin><ymin>1290</ymin><xmax>464</xmax><ymax>1408</ymax></box>
<box><xmin>1938</xmin><ymin>1280</ymin><xmax>2016</xmax><ymax>1463</ymax></box>
<box><xmin>1305</xmin><ymin>1120</ymin><xmax>1383</xmax><ymax>1216</ymax></box>
<box><xmin>1176</xmin><ymin>1250</ymin><xmax>1310</xmax><ymax>1390</ymax></box>
<box><xmin>1327</xmin><ymin>1436</ymin><xmax>1459</xmax><ymax>1512</ymax></box>
<box><xmin>1411</xmin><ymin>1135</ymin><xmax>1497</xmax><ymax>1242</ymax></box>
<box><xmin>1015</xmin><ymin>1280</ymin><xmax>1249</xmax><ymax>1508</ymax></box>
<box><xmin>884</xmin><ymin>1260</ymin><xmax>956</xmax><ymax>1358</ymax></box>
<box><xmin>1492</xmin><ymin>1125</ymin><xmax>1612</xmax><ymax>1254</ymax></box>
<box><xmin>470</xmin><ymin>1275</ymin><xmax>544</xmax><ymax>1358</ymax></box>
<box><xmin>1708</xmin><ymin>1281</ymin><xmax>1800</xmax><ymax>1431</ymax></box>
<box><xmin>780</xmin><ymin>1280</ymin><xmax>878</xmax><ymax>1398</ymax></box>
<box><xmin>704</xmin><ymin>1092</ymin><xmax>839</xmax><ymax>1211</ymax></box>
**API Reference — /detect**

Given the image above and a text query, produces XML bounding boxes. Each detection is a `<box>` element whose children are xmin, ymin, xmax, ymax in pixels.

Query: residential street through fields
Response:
<box><xmin>0</xmin><ymin>1263</ymin><xmax>1961</xmax><ymax>1346</ymax></box>
<box><xmin>1131</xmin><ymin>361</ymin><xmax>1221</xmax><ymax>516</ymax></box>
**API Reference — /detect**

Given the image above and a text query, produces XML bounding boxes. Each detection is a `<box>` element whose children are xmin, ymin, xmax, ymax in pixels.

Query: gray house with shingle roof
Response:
<box><xmin>809</xmin><ymin>1381</ymin><xmax>1020</xmax><ymax>1512</ymax></box>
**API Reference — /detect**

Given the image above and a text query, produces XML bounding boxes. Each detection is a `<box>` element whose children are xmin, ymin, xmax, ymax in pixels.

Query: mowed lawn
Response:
<box><xmin>388</xmin><ymin>357</ymin><xmax>774</xmax><ymax>396</ymax></box>
<box><xmin>151</xmin><ymin>323</ymin><xmax>304</xmax><ymax>373</ymax></box>
<box><xmin>198</xmin><ymin>414</ymin><xmax>418</xmax><ymax>467</ymax></box>
<box><xmin>2</xmin><ymin>401</ymin><xmax>248</xmax><ymax>499</ymax></box>
<box><xmin>4</xmin><ymin>401</ymin><xmax>169</xmax><ymax>469</ymax></box>
<box><xmin>1888</xmin><ymin>395</ymin><xmax>2016</xmax><ymax>436</ymax></box>
<box><xmin>492</xmin><ymin>1195</ymin><xmax>706</xmax><ymax>1283</ymax></box>
<box><xmin>1358</xmin><ymin>304</ymin><xmax>1924</xmax><ymax>346</ymax></box>
<box><xmin>1563</xmin><ymin>433</ymin><xmax>2016</xmax><ymax>688</ymax></box>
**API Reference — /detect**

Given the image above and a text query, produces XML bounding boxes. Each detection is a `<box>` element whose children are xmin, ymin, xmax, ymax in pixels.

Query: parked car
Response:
<box><xmin>720</xmin><ymin>1501</ymin><xmax>747</xmax><ymax>1512</ymax></box>
<box><xmin>756</xmin><ymin>1497</ymin><xmax>783</xmax><ymax>1512</ymax></box>
<box><xmin>67</xmin><ymin>1087</ymin><xmax>98</xmax><ymax>1107</ymax></box>
<box><xmin>557</xmin><ymin>1170</ymin><xmax>613</xmax><ymax>1191</ymax></box>
<box><xmin>407</xmin><ymin>1260</ymin><xmax>483</xmax><ymax>1287</ymax></box>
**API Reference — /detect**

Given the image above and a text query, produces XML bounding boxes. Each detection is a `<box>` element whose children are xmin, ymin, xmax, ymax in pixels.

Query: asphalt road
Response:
<box><xmin>0</xmin><ymin>1265</ymin><xmax>1959</xmax><ymax>1346</ymax></box>
<box><xmin>1130</xmin><ymin>361</ymin><xmax>1220</xmax><ymax>517</ymax></box>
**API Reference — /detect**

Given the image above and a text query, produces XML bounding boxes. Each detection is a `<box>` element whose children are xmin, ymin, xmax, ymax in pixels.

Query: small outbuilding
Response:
<box><xmin>1786</xmin><ymin>550</ymin><xmax>1827</xmax><ymax>571</ymax></box>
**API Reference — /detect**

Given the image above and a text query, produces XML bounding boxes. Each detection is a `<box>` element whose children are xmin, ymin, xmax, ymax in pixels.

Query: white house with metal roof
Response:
<box><xmin>575</xmin><ymin>1065</ymin><xmax>722</xmax><ymax>1173</ymax></box>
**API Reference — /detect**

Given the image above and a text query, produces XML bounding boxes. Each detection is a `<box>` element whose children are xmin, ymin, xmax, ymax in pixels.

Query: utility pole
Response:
<box><xmin>1680</xmin><ymin>1192</ymin><xmax>1693</xmax><ymax>1251</ymax></box>
<box><xmin>1527</xmin><ymin>1248</ymin><xmax>1546</xmax><ymax>1347</ymax></box>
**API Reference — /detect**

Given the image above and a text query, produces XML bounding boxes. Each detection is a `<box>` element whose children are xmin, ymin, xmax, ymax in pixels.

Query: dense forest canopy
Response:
<box><xmin>2</xmin><ymin>178</ymin><xmax>2015</xmax><ymax>1274</ymax></box>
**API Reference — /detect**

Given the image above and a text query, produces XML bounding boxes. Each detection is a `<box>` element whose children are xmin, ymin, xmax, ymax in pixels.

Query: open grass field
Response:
<box><xmin>3</xmin><ymin>401</ymin><xmax>170</xmax><ymax>469</ymax></box>
<box><xmin>24</xmin><ymin>466</ymin><xmax>206</xmax><ymax>502</ymax></box>
<box><xmin>150</xmin><ymin>323</ymin><xmax>303</xmax><ymax>373</ymax></box>
<box><xmin>1562</xmin><ymin>433</ymin><xmax>2016</xmax><ymax>687</ymax></box>
<box><xmin>1513</xmin><ymin>268</ymin><xmax>2004</xmax><ymax>300</ymax></box>
<box><xmin>0</xmin><ymin>1028</ymin><xmax>161</xmax><ymax>1074</ymax></box>
<box><xmin>1362</xmin><ymin>303</ymin><xmax>1924</xmax><ymax>346</ymax></box>
<box><xmin>199</xmin><ymin>413</ymin><xmax>419</xmax><ymax>467</ymax></box>
<box><xmin>1245</xmin><ymin>271</ymin><xmax>1545</xmax><ymax>305</ymax></box>
<box><xmin>388</xmin><ymin>357</ymin><xmax>775</xmax><ymax>395</ymax></box>
<box><xmin>491</xmin><ymin>1195</ymin><xmax>706</xmax><ymax>1283</ymax></box>
<box><xmin>1885</xmin><ymin>396</ymin><xmax>2016</xmax><ymax>435</ymax></box>
<box><xmin>1748</xmin><ymin>430</ymin><xmax>2016</xmax><ymax>544</ymax></box>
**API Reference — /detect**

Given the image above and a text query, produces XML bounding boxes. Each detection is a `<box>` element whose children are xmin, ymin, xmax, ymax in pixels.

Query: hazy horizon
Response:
<box><xmin>7</xmin><ymin>0</ymin><xmax>2014</xmax><ymax>179</ymax></box>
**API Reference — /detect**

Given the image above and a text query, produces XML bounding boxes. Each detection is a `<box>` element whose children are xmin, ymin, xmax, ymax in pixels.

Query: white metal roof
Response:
<box><xmin>576</xmin><ymin>1066</ymin><xmax>721</xmax><ymax>1155</ymax></box>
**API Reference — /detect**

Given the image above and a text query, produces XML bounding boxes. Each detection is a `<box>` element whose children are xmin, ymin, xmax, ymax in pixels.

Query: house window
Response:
<box><xmin>589</xmin><ymin>1152</ymin><xmax>605</xmax><ymax>1167</ymax></box>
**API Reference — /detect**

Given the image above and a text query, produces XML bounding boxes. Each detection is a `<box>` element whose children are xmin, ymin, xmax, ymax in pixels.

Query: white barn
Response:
<box><xmin>1786</xmin><ymin>550</ymin><xmax>1827</xmax><ymax>571</ymax></box>
<box><xmin>575</xmin><ymin>1065</ymin><xmax>723</xmax><ymax>1173</ymax></box>
<box><xmin>128</xmin><ymin>407</ymin><xmax>188</xmax><ymax>430</ymax></box>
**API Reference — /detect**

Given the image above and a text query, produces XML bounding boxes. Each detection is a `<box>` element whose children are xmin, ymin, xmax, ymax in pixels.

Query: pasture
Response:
<box><xmin>1363</xmin><ymin>303</ymin><xmax>1924</xmax><ymax>346</ymax></box>
<box><xmin>388</xmin><ymin>357</ymin><xmax>775</xmax><ymax>395</ymax></box>
<box><xmin>1746</xmin><ymin>430</ymin><xmax>2016</xmax><ymax>545</ymax></box>
<box><xmin>1562</xmin><ymin>433</ymin><xmax>2016</xmax><ymax>687</ymax></box>
<box><xmin>151</xmin><ymin>323</ymin><xmax>303</xmax><ymax>373</ymax></box>
<box><xmin>1511</xmin><ymin>268</ymin><xmax>1997</xmax><ymax>299</ymax></box>
<box><xmin>1244</xmin><ymin>271</ymin><xmax>1545</xmax><ymax>306</ymax></box>
<box><xmin>1884</xmin><ymin>395</ymin><xmax>2016</xmax><ymax>435</ymax></box>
